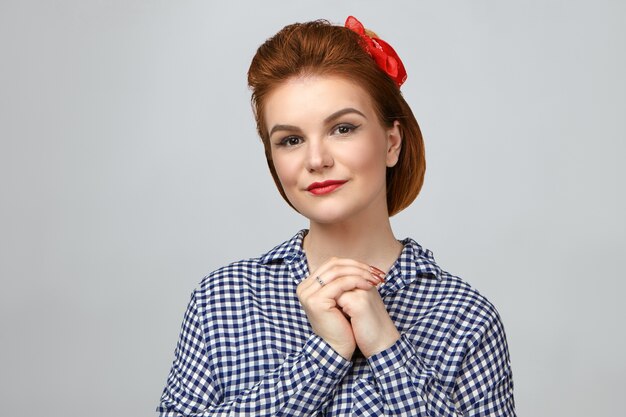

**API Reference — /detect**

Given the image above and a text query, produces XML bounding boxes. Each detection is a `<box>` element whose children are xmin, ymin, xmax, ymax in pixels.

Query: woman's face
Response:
<box><xmin>264</xmin><ymin>75</ymin><xmax>402</xmax><ymax>225</ymax></box>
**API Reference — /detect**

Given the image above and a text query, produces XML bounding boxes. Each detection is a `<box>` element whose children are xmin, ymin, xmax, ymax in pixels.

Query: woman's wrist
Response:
<box><xmin>361</xmin><ymin>328</ymin><xmax>401</xmax><ymax>358</ymax></box>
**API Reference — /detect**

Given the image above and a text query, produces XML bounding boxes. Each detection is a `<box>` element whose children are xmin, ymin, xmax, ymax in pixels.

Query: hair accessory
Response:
<box><xmin>345</xmin><ymin>16</ymin><xmax>407</xmax><ymax>87</ymax></box>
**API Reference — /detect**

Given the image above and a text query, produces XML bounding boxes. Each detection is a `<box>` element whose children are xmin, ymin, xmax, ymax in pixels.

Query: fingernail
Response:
<box><xmin>369</xmin><ymin>266</ymin><xmax>386</xmax><ymax>282</ymax></box>
<box><xmin>370</xmin><ymin>265</ymin><xmax>385</xmax><ymax>275</ymax></box>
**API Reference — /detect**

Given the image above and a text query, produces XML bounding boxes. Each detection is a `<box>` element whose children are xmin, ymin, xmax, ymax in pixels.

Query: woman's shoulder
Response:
<box><xmin>401</xmin><ymin>237</ymin><xmax>503</xmax><ymax>325</ymax></box>
<box><xmin>439</xmin><ymin>269</ymin><xmax>502</xmax><ymax>325</ymax></box>
<box><xmin>194</xmin><ymin>230</ymin><xmax>306</xmax><ymax>297</ymax></box>
<box><xmin>193</xmin><ymin>255</ymin><xmax>267</xmax><ymax>299</ymax></box>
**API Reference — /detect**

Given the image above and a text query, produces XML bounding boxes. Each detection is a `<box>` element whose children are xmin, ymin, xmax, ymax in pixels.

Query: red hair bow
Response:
<box><xmin>345</xmin><ymin>16</ymin><xmax>407</xmax><ymax>87</ymax></box>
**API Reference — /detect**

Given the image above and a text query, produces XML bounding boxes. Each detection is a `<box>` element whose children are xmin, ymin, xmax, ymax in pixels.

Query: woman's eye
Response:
<box><xmin>279</xmin><ymin>136</ymin><xmax>303</xmax><ymax>147</ymax></box>
<box><xmin>332</xmin><ymin>124</ymin><xmax>358</xmax><ymax>136</ymax></box>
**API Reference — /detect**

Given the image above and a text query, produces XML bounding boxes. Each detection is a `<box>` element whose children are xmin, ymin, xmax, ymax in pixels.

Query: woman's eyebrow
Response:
<box><xmin>268</xmin><ymin>108</ymin><xmax>366</xmax><ymax>137</ymax></box>
<box><xmin>324</xmin><ymin>107</ymin><xmax>367</xmax><ymax>123</ymax></box>
<box><xmin>269</xmin><ymin>124</ymin><xmax>302</xmax><ymax>137</ymax></box>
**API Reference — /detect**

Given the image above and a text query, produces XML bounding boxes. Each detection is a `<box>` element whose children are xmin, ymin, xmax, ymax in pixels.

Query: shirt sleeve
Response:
<box><xmin>156</xmin><ymin>292</ymin><xmax>352</xmax><ymax>416</ymax></box>
<box><xmin>357</xmin><ymin>310</ymin><xmax>515</xmax><ymax>416</ymax></box>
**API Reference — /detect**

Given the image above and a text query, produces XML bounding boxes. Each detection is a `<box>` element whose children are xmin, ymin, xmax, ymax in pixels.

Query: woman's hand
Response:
<box><xmin>336</xmin><ymin>287</ymin><xmax>401</xmax><ymax>358</ymax></box>
<box><xmin>296</xmin><ymin>258</ymin><xmax>383</xmax><ymax>360</ymax></box>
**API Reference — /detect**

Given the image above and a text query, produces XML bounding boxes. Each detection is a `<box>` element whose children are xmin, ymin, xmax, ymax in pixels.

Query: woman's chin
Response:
<box><xmin>300</xmin><ymin>206</ymin><xmax>366</xmax><ymax>227</ymax></box>
<box><xmin>299</xmin><ymin>208</ymin><xmax>350</xmax><ymax>226</ymax></box>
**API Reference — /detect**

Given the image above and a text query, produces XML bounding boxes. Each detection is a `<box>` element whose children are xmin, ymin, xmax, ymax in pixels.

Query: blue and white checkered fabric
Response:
<box><xmin>157</xmin><ymin>230</ymin><xmax>515</xmax><ymax>416</ymax></box>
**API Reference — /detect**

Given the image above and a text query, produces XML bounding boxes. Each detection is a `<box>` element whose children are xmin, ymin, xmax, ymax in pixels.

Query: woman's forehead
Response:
<box><xmin>264</xmin><ymin>75</ymin><xmax>376</xmax><ymax>126</ymax></box>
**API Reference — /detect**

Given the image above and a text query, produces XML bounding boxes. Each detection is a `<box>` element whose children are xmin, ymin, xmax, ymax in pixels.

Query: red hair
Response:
<box><xmin>248</xmin><ymin>19</ymin><xmax>425</xmax><ymax>216</ymax></box>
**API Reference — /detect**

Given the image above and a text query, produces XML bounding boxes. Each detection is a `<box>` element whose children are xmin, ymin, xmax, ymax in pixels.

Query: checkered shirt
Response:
<box><xmin>157</xmin><ymin>230</ymin><xmax>515</xmax><ymax>416</ymax></box>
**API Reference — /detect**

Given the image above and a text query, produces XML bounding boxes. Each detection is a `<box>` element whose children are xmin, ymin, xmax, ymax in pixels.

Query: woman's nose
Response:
<box><xmin>305</xmin><ymin>139</ymin><xmax>334</xmax><ymax>172</ymax></box>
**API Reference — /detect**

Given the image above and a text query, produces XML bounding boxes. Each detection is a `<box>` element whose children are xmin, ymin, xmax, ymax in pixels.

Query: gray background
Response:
<box><xmin>1</xmin><ymin>1</ymin><xmax>624</xmax><ymax>416</ymax></box>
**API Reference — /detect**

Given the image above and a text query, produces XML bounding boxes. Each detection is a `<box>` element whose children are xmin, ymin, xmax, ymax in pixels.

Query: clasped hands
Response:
<box><xmin>296</xmin><ymin>258</ymin><xmax>401</xmax><ymax>360</ymax></box>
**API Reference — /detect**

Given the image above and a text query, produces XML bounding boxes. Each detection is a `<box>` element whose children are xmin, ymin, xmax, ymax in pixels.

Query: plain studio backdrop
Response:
<box><xmin>1</xmin><ymin>1</ymin><xmax>624</xmax><ymax>416</ymax></box>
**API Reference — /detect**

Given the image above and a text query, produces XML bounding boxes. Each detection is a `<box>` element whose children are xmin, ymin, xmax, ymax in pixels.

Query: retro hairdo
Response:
<box><xmin>247</xmin><ymin>19</ymin><xmax>425</xmax><ymax>216</ymax></box>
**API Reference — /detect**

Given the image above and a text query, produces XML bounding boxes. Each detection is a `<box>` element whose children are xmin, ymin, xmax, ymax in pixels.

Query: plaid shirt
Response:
<box><xmin>157</xmin><ymin>230</ymin><xmax>515</xmax><ymax>416</ymax></box>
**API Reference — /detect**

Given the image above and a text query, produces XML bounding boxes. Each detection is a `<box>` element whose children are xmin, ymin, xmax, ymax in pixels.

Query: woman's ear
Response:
<box><xmin>386</xmin><ymin>120</ymin><xmax>402</xmax><ymax>167</ymax></box>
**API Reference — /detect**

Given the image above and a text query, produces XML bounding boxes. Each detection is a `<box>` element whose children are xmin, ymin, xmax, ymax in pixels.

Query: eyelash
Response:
<box><xmin>276</xmin><ymin>123</ymin><xmax>360</xmax><ymax>147</ymax></box>
<box><xmin>332</xmin><ymin>123</ymin><xmax>359</xmax><ymax>136</ymax></box>
<box><xmin>278</xmin><ymin>136</ymin><xmax>303</xmax><ymax>147</ymax></box>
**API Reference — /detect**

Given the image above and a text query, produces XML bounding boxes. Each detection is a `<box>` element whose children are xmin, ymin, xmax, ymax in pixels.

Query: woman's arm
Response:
<box><xmin>365</xmin><ymin>316</ymin><xmax>514</xmax><ymax>416</ymax></box>
<box><xmin>156</xmin><ymin>293</ymin><xmax>352</xmax><ymax>417</ymax></box>
<box><xmin>343</xmin><ymin>289</ymin><xmax>515</xmax><ymax>417</ymax></box>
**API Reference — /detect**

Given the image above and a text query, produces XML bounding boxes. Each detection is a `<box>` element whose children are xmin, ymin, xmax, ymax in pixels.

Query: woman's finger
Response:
<box><xmin>311</xmin><ymin>275</ymin><xmax>376</xmax><ymax>300</ymax></box>
<box><xmin>302</xmin><ymin>258</ymin><xmax>384</xmax><ymax>289</ymax></box>
<box><xmin>299</xmin><ymin>264</ymin><xmax>382</xmax><ymax>298</ymax></box>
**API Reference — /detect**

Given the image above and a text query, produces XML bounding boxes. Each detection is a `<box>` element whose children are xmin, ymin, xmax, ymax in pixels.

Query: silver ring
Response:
<box><xmin>316</xmin><ymin>276</ymin><xmax>325</xmax><ymax>287</ymax></box>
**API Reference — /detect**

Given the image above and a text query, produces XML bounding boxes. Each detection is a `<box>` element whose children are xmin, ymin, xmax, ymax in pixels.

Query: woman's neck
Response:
<box><xmin>303</xmin><ymin>217</ymin><xmax>403</xmax><ymax>274</ymax></box>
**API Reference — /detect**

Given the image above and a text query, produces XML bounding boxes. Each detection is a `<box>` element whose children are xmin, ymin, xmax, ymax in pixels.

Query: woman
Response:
<box><xmin>157</xmin><ymin>16</ymin><xmax>515</xmax><ymax>416</ymax></box>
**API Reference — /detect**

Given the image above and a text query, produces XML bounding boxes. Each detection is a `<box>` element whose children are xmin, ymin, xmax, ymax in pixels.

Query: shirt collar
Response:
<box><xmin>259</xmin><ymin>229</ymin><xmax>308</xmax><ymax>265</ymax></box>
<box><xmin>380</xmin><ymin>236</ymin><xmax>442</xmax><ymax>297</ymax></box>
<box><xmin>259</xmin><ymin>230</ymin><xmax>442</xmax><ymax>288</ymax></box>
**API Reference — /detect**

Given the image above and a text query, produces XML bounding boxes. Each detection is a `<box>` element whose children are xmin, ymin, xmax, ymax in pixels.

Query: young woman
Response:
<box><xmin>157</xmin><ymin>17</ymin><xmax>515</xmax><ymax>416</ymax></box>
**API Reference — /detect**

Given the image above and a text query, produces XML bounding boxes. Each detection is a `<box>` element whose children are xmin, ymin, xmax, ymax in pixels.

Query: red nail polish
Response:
<box><xmin>369</xmin><ymin>266</ymin><xmax>386</xmax><ymax>282</ymax></box>
<box><xmin>370</xmin><ymin>265</ymin><xmax>385</xmax><ymax>275</ymax></box>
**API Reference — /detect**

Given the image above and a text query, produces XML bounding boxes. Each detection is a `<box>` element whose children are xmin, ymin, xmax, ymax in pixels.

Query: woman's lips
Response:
<box><xmin>306</xmin><ymin>180</ymin><xmax>348</xmax><ymax>195</ymax></box>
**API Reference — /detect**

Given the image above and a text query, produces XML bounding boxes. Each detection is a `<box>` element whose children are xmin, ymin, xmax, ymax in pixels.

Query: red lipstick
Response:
<box><xmin>306</xmin><ymin>180</ymin><xmax>347</xmax><ymax>195</ymax></box>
